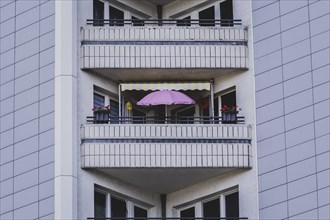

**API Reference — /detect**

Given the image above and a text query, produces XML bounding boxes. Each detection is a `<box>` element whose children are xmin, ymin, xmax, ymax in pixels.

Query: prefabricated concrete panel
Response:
<box><xmin>0</xmin><ymin>0</ymin><xmax>55</xmax><ymax>218</ymax></box>
<box><xmin>253</xmin><ymin>0</ymin><xmax>330</xmax><ymax>218</ymax></box>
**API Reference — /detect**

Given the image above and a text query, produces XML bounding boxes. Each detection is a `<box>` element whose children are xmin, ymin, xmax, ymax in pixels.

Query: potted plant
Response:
<box><xmin>220</xmin><ymin>105</ymin><xmax>240</xmax><ymax>124</ymax></box>
<box><xmin>92</xmin><ymin>105</ymin><xmax>110</xmax><ymax>124</ymax></box>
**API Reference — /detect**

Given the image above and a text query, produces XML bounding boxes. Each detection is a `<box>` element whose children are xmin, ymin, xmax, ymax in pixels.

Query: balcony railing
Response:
<box><xmin>87</xmin><ymin>217</ymin><xmax>248</xmax><ymax>220</ymax></box>
<box><xmin>80</xmin><ymin>122</ymin><xmax>252</xmax><ymax>169</ymax></box>
<box><xmin>80</xmin><ymin>19</ymin><xmax>248</xmax><ymax>71</ymax></box>
<box><xmin>86</xmin><ymin>116</ymin><xmax>245</xmax><ymax>124</ymax></box>
<box><xmin>81</xmin><ymin>123</ymin><xmax>251</xmax><ymax>140</ymax></box>
<box><xmin>86</xmin><ymin>19</ymin><xmax>243</xmax><ymax>27</ymax></box>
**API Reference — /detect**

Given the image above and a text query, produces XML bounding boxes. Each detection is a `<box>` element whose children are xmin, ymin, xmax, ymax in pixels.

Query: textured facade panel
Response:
<box><xmin>81</xmin><ymin>124</ymin><xmax>252</xmax><ymax>140</ymax></box>
<box><xmin>81</xmin><ymin>45</ymin><xmax>248</xmax><ymax>69</ymax></box>
<box><xmin>80</xmin><ymin>26</ymin><xmax>249</xmax><ymax>70</ymax></box>
<box><xmin>253</xmin><ymin>0</ymin><xmax>330</xmax><ymax>218</ymax></box>
<box><xmin>81</xmin><ymin>143</ymin><xmax>252</xmax><ymax>168</ymax></box>
<box><xmin>0</xmin><ymin>0</ymin><xmax>55</xmax><ymax>217</ymax></box>
<box><xmin>81</xmin><ymin>26</ymin><xmax>248</xmax><ymax>41</ymax></box>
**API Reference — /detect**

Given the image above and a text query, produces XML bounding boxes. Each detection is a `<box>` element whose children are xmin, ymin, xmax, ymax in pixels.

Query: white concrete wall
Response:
<box><xmin>81</xmin><ymin>143</ymin><xmax>251</xmax><ymax>168</ymax></box>
<box><xmin>54</xmin><ymin>0</ymin><xmax>78</xmax><ymax>219</ymax></box>
<box><xmin>77</xmin><ymin>64</ymin><xmax>119</xmax><ymax>220</ymax></box>
<box><xmin>76</xmin><ymin>0</ymin><xmax>258</xmax><ymax>219</ymax></box>
<box><xmin>167</xmin><ymin>169</ymin><xmax>259</xmax><ymax>219</ymax></box>
<box><xmin>78</xmin><ymin>170</ymin><xmax>162</xmax><ymax>218</ymax></box>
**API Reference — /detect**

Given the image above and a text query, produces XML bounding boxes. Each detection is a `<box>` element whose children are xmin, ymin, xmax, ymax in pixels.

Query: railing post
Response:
<box><xmin>119</xmin><ymin>83</ymin><xmax>122</xmax><ymax>122</ymax></box>
<box><xmin>210</xmin><ymin>79</ymin><xmax>215</xmax><ymax>123</ymax></box>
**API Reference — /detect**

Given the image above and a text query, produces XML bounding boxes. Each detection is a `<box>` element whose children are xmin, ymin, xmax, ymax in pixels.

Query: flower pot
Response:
<box><xmin>222</xmin><ymin>112</ymin><xmax>237</xmax><ymax>124</ymax></box>
<box><xmin>95</xmin><ymin>111</ymin><xmax>109</xmax><ymax>124</ymax></box>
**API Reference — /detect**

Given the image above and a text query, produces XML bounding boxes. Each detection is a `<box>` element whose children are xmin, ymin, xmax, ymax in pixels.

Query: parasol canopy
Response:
<box><xmin>137</xmin><ymin>90</ymin><xmax>195</xmax><ymax>106</ymax></box>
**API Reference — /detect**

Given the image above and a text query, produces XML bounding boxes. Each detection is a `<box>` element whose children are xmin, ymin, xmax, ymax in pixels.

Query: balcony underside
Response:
<box><xmin>92</xmin><ymin>167</ymin><xmax>248</xmax><ymax>194</ymax></box>
<box><xmin>87</xmin><ymin>68</ymin><xmax>243</xmax><ymax>81</ymax></box>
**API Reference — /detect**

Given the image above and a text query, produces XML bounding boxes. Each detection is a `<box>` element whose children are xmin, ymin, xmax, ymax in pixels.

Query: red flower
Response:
<box><xmin>220</xmin><ymin>105</ymin><xmax>240</xmax><ymax>114</ymax></box>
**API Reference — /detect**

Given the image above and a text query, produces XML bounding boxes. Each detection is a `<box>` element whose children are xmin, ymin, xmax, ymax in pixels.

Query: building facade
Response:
<box><xmin>0</xmin><ymin>0</ymin><xmax>56</xmax><ymax>219</ymax></box>
<box><xmin>253</xmin><ymin>0</ymin><xmax>330</xmax><ymax>219</ymax></box>
<box><xmin>0</xmin><ymin>0</ymin><xmax>329</xmax><ymax>219</ymax></box>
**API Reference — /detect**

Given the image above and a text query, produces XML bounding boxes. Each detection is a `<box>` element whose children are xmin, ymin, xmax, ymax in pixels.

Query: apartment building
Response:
<box><xmin>0</xmin><ymin>0</ymin><xmax>329</xmax><ymax>219</ymax></box>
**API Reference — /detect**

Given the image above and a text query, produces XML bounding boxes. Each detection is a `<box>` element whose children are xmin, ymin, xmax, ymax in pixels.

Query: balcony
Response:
<box><xmin>80</xmin><ymin>19</ymin><xmax>248</xmax><ymax>81</ymax></box>
<box><xmin>81</xmin><ymin>116</ymin><xmax>252</xmax><ymax>193</ymax></box>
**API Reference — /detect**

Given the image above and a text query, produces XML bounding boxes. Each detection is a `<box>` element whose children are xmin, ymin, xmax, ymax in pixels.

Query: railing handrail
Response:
<box><xmin>87</xmin><ymin>217</ymin><xmax>248</xmax><ymax>220</ymax></box>
<box><xmin>87</xmin><ymin>18</ymin><xmax>242</xmax><ymax>26</ymax></box>
<box><xmin>87</xmin><ymin>115</ymin><xmax>245</xmax><ymax>124</ymax></box>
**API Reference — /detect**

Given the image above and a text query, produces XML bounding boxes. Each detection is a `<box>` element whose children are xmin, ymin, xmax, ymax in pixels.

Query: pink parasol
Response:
<box><xmin>137</xmin><ymin>90</ymin><xmax>195</xmax><ymax>106</ymax></box>
<box><xmin>137</xmin><ymin>90</ymin><xmax>195</xmax><ymax>119</ymax></box>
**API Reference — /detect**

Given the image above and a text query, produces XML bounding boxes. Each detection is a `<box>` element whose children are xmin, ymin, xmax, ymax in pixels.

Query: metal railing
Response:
<box><xmin>87</xmin><ymin>116</ymin><xmax>245</xmax><ymax>124</ymax></box>
<box><xmin>87</xmin><ymin>19</ymin><xmax>242</xmax><ymax>27</ymax></box>
<box><xmin>88</xmin><ymin>217</ymin><xmax>248</xmax><ymax>220</ymax></box>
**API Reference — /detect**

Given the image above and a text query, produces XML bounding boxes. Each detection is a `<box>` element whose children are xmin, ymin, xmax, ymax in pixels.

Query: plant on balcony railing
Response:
<box><xmin>87</xmin><ymin>115</ymin><xmax>245</xmax><ymax>124</ymax></box>
<box><xmin>92</xmin><ymin>105</ymin><xmax>110</xmax><ymax>124</ymax></box>
<box><xmin>220</xmin><ymin>105</ymin><xmax>241</xmax><ymax>124</ymax></box>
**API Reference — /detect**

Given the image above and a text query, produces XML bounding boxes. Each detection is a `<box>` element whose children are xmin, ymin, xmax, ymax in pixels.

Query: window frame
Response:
<box><xmin>94</xmin><ymin>187</ymin><xmax>151</xmax><ymax>219</ymax></box>
<box><xmin>93</xmin><ymin>88</ymin><xmax>118</xmax><ymax>107</ymax></box>
<box><xmin>176</xmin><ymin>187</ymin><xmax>239</xmax><ymax>218</ymax></box>
<box><xmin>214</xmin><ymin>87</ymin><xmax>236</xmax><ymax>117</ymax></box>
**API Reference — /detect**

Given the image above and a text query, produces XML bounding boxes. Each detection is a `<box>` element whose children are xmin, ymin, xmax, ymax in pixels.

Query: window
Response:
<box><xmin>216</xmin><ymin>90</ymin><xmax>237</xmax><ymax>124</ymax></box>
<box><xmin>177</xmin><ymin>16</ymin><xmax>191</xmax><ymax>26</ymax></box>
<box><xmin>93</xmin><ymin>91</ymin><xmax>119</xmax><ymax>123</ymax></box>
<box><xmin>94</xmin><ymin>191</ymin><xmax>107</xmax><ymax>218</ymax></box>
<box><xmin>134</xmin><ymin>206</ymin><xmax>148</xmax><ymax>220</ymax></box>
<box><xmin>225</xmin><ymin>192</ymin><xmax>239</xmax><ymax>218</ymax></box>
<box><xmin>221</xmin><ymin>91</ymin><xmax>236</xmax><ymax>109</ymax></box>
<box><xmin>199</xmin><ymin>6</ymin><xmax>215</xmax><ymax>26</ymax></box>
<box><xmin>110</xmin><ymin>99</ymin><xmax>119</xmax><ymax>123</ymax></box>
<box><xmin>181</xmin><ymin>207</ymin><xmax>195</xmax><ymax>220</ymax></box>
<box><xmin>110</xmin><ymin>5</ymin><xmax>124</xmax><ymax>26</ymax></box>
<box><xmin>94</xmin><ymin>189</ymin><xmax>149</xmax><ymax>219</ymax></box>
<box><xmin>177</xmin><ymin>106</ymin><xmax>196</xmax><ymax>124</ymax></box>
<box><xmin>93</xmin><ymin>0</ymin><xmax>104</xmax><ymax>26</ymax></box>
<box><xmin>132</xmin><ymin>16</ymin><xmax>144</xmax><ymax>26</ymax></box>
<box><xmin>220</xmin><ymin>0</ymin><xmax>233</xmax><ymax>26</ymax></box>
<box><xmin>94</xmin><ymin>93</ymin><xmax>105</xmax><ymax>109</ymax></box>
<box><xmin>178</xmin><ymin>189</ymin><xmax>239</xmax><ymax>219</ymax></box>
<box><xmin>203</xmin><ymin>198</ymin><xmax>220</xmax><ymax>218</ymax></box>
<box><xmin>111</xmin><ymin>197</ymin><xmax>127</xmax><ymax>219</ymax></box>
<box><xmin>132</xmin><ymin>108</ymin><xmax>146</xmax><ymax>124</ymax></box>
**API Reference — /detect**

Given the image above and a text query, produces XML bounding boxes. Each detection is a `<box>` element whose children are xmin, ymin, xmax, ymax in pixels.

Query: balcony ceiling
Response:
<box><xmin>97</xmin><ymin>168</ymin><xmax>247</xmax><ymax>194</ymax></box>
<box><xmin>89</xmin><ymin>68</ymin><xmax>242</xmax><ymax>82</ymax></box>
<box><xmin>146</xmin><ymin>0</ymin><xmax>176</xmax><ymax>6</ymax></box>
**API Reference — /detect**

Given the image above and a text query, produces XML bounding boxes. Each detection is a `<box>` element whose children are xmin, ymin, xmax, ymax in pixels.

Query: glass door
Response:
<box><xmin>181</xmin><ymin>207</ymin><xmax>195</xmax><ymax>220</ymax></box>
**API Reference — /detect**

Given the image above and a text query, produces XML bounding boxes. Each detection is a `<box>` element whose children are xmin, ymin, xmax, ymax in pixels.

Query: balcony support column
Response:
<box><xmin>161</xmin><ymin>194</ymin><xmax>166</xmax><ymax>219</ymax></box>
